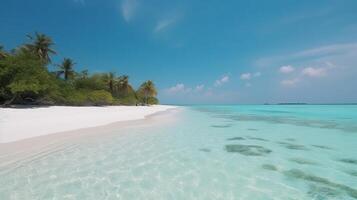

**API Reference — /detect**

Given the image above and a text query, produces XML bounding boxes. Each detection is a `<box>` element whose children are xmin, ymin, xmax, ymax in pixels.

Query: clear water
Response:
<box><xmin>1</xmin><ymin>105</ymin><xmax>357</xmax><ymax>200</ymax></box>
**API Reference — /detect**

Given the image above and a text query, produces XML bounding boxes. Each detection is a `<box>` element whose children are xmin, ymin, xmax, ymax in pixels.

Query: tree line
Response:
<box><xmin>0</xmin><ymin>33</ymin><xmax>158</xmax><ymax>107</ymax></box>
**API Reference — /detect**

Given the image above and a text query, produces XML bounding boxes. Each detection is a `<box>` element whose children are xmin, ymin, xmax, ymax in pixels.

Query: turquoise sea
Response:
<box><xmin>1</xmin><ymin>105</ymin><xmax>357</xmax><ymax>199</ymax></box>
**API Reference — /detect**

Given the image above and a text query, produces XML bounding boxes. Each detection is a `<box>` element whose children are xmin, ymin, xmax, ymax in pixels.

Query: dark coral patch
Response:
<box><xmin>211</xmin><ymin>124</ymin><xmax>232</xmax><ymax>128</ymax></box>
<box><xmin>246</xmin><ymin>136</ymin><xmax>269</xmax><ymax>142</ymax></box>
<box><xmin>199</xmin><ymin>148</ymin><xmax>211</xmax><ymax>152</ymax></box>
<box><xmin>311</xmin><ymin>145</ymin><xmax>333</xmax><ymax>150</ymax></box>
<box><xmin>225</xmin><ymin>144</ymin><xmax>272</xmax><ymax>156</ymax></box>
<box><xmin>344</xmin><ymin>170</ymin><xmax>357</xmax><ymax>177</ymax></box>
<box><xmin>307</xmin><ymin>185</ymin><xmax>342</xmax><ymax>199</ymax></box>
<box><xmin>289</xmin><ymin>158</ymin><xmax>318</xmax><ymax>165</ymax></box>
<box><xmin>283</xmin><ymin>169</ymin><xmax>357</xmax><ymax>199</ymax></box>
<box><xmin>247</xmin><ymin>128</ymin><xmax>258</xmax><ymax>131</ymax></box>
<box><xmin>277</xmin><ymin>141</ymin><xmax>309</xmax><ymax>150</ymax></box>
<box><xmin>339</xmin><ymin>158</ymin><xmax>357</xmax><ymax>165</ymax></box>
<box><xmin>227</xmin><ymin>137</ymin><xmax>245</xmax><ymax>141</ymax></box>
<box><xmin>261</xmin><ymin>164</ymin><xmax>278</xmax><ymax>171</ymax></box>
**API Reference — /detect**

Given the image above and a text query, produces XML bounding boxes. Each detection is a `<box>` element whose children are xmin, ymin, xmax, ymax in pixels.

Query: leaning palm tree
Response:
<box><xmin>137</xmin><ymin>80</ymin><xmax>158</xmax><ymax>105</ymax></box>
<box><xmin>24</xmin><ymin>32</ymin><xmax>56</xmax><ymax>63</ymax></box>
<box><xmin>56</xmin><ymin>58</ymin><xmax>75</xmax><ymax>81</ymax></box>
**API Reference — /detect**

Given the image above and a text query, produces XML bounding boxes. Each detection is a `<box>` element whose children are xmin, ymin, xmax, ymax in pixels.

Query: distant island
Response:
<box><xmin>277</xmin><ymin>103</ymin><xmax>308</xmax><ymax>105</ymax></box>
<box><xmin>0</xmin><ymin>33</ymin><xmax>158</xmax><ymax>107</ymax></box>
<box><xmin>263</xmin><ymin>103</ymin><xmax>308</xmax><ymax>105</ymax></box>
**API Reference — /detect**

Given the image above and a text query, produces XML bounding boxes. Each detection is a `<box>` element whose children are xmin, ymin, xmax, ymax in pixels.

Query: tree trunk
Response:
<box><xmin>2</xmin><ymin>93</ymin><xmax>17</xmax><ymax>107</ymax></box>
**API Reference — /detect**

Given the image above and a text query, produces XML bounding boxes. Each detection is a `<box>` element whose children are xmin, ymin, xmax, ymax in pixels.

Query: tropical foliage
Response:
<box><xmin>56</xmin><ymin>58</ymin><xmax>75</xmax><ymax>81</ymax></box>
<box><xmin>137</xmin><ymin>80</ymin><xmax>158</xmax><ymax>104</ymax></box>
<box><xmin>0</xmin><ymin>33</ymin><xmax>158</xmax><ymax>106</ymax></box>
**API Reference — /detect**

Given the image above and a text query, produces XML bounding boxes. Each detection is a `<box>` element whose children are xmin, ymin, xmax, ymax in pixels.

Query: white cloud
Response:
<box><xmin>154</xmin><ymin>18</ymin><xmax>176</xmax><ymax>33</ymax></box>
<box><xmin>293</xmin><ymin>43</ymin><xmax>357</xmax><ymax>59</ymax></box>
<box><xmin>214</xmin><ymin>75</ymin><xmax>229</xmax><ymax>87</ymax></box>
<box><xmin>255</xmin><ymin>42</ymin><xmax>357</xmax><ymax>67</ymax></box>
<box><xmin>302</xmin><ymin>67</ymin><xmax>327</xmax><ymax>77</ymax></box>
<box><xmin>279</xmin><ymin>65</ymin><xmax>295</xmax><ymax>74</ymax></box>
<box><xmin>240</xmin><ymin>73</ymin><xmax>252</xmax><ymax>80</ymax></box>
<box><xmin>281</xmin><ymin>78</ymin><xmax>300</xmax><ymax>87</ymax></box>
<box><xmin>121</xmin><ymin>0</ymin><xmax>138</xmax><ymax>22</ymax></box>
<box><xmin>165</xmin><ymin>83</ymin><xmax>192</xmax><ymax>94</ymax></box>
<box><xmin>240</xmin><ymin>72</ymin><xmax>261</xmax><ymax>80</ymax></box>
<box><xmin>195</xmin><ymin>84</ymin><xmax>205</xmax><ymax>91</ymax></box>
<box><xmin>167</xmin><ymin>83</ymin><xmax>184</xmax><ymax>93</ymax></box>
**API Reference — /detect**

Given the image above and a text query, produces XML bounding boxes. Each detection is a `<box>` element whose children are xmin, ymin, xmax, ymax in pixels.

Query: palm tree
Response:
<box><xmin>78</xmin><ymin>69</ymin><xmax>89</xmax><ymax>79</ymax></box>
<box><xmin>24</xmin><ymin>32</ymin><xmax>56</xmax><ymax>63</ymax></box>
<box><xmin>116</xmin><ymin>75</ymin><xmax>131</xmax><ymax>95</ymax></box>
<box><xmin>0</xmin><ymin>45</ymin><xmax>8</xmax><ymax>59</ymax></box>
<box><xmin>102</xmin><ymin>72</ymin><xmax>116</xmax><ymax>93</ymax></box>
<box><xmin>138</xmin><ymin>80</ymin><xmax>157</xmax><ymax>105</ymax></box>
<box><xmin>56</xmin><ymin>58</ymin><xmax>75</xmax><ymax>81</ymax></box>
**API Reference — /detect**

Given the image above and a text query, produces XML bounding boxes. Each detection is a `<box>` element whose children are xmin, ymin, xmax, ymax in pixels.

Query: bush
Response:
<box><xmin>147</xmin><ymin>97</ymin><xmax>159</xmax><ymax>105</ymax></box>
<box><xmin>115</xmin><ymin>95</ymin><xmax>137</xmax><ymax>105</ymax></box>
<box><xmin>66</xmin><ymin>91</ymin><xmax>88</xmax><ymax>106</ymax></box>
<box><xmin>87</xmin><ymin>90</ymin><xmax>113</xmax><ymax>106</ymax></box>
<box><xmin>74</xmin><ymin>75</ymin><xmax>106</xmax><ymax>91</ymax></box>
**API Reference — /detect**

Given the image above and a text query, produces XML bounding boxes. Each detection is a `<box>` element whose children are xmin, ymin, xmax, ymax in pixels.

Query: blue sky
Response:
<box><xmin>1</xmin><ymin>0</ymin><xmax>357</xmax><ymax>104</ymax></box>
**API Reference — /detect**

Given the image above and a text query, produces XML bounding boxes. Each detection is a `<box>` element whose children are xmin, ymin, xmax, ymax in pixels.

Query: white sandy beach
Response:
<box><xmin>0</xmin><ymin>105</ymin><xmax>176</xmax><ymax>143</ymax></box>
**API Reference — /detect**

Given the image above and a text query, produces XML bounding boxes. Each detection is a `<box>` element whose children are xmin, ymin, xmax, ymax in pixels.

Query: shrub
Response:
<box><xmin>87</xmin><ymin>90</ymin><xmax>113</xmax><ymax>106</ymax></box>
<box><xmin>147</xmin><ymin>97</ymin><xmax>159</xmax><ymax>105</ymax></box>
<box><xmin>116</xmin><ymin>95</ymin><xmax>138</xmax><ymax>105</ymax></box>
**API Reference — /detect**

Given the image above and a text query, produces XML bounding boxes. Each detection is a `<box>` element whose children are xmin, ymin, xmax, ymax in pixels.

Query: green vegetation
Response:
<box><xmin>0</xmin><ymin>33</ymin><xmax>159</xmax><ymax>106</ymax></box>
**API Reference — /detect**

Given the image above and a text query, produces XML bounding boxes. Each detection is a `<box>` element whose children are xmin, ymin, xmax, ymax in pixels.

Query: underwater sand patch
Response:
<box><xmin>225</xmin><ymin>144</ymin><xmax>272</xmax><ymax>156</ymax></box>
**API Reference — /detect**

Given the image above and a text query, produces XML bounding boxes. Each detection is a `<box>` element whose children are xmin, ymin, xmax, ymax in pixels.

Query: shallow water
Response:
<box><xmin>1</xmin><ymin>105</ymin><xmax>357</xmax><ymax>199</ymax></box>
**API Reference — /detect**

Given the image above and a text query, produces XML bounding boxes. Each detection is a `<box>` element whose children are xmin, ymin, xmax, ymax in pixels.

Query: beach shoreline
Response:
<box><xmin>0</xmin><ymin>105</ymin><xmax>177</xmax><ymax>144</ymax></box>
<box><xmin>0</xmin><ymin>107</ymin><xmax>181</xmax><ymax>169</ymax></box>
